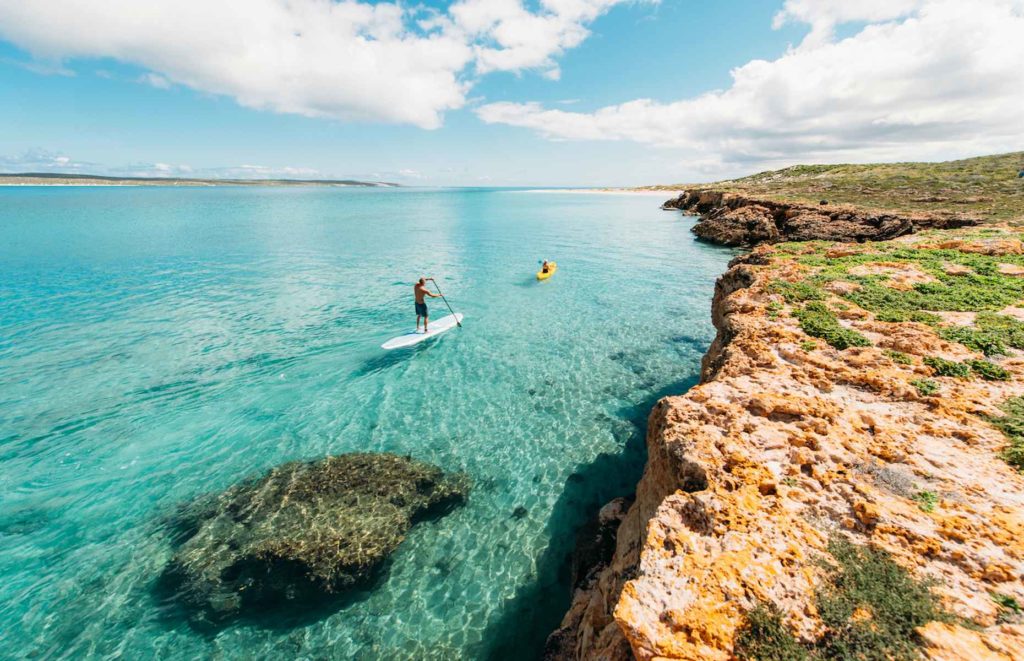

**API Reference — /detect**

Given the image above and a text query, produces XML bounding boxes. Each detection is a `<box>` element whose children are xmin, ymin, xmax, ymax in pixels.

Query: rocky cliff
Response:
<box><xmin>548</xmin><ymin>226</ymin><xmax>1024</xmax><ymax>660</ymax></box>
<box><xmin>662</xmin><ymin>189</ymin><xmax>978</xmax><ymax>246</ymax></box>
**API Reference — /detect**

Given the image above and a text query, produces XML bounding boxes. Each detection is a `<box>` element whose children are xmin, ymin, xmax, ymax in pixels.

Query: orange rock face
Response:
<box><xmin>547</xmin><ymin>233</ymin><xmax>1024</xmax><ymax>660</ymax></box>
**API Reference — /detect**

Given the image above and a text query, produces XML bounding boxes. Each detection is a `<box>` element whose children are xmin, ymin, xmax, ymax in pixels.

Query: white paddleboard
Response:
<box><xmin>381</xmin><ymin>313</ymin><xmax>464</xmax><ymax>350</ymax></box>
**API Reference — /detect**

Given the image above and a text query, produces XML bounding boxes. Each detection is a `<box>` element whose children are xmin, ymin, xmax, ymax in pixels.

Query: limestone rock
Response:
<box><xmin>162</xmin><ymin>453</ymin><xmax>470</xmax><ymax>623</ymax></box>
<box><xmin>550</xmin><ymin>229</ymin><xmax>1024</xmax><ymax>660</ymax></box>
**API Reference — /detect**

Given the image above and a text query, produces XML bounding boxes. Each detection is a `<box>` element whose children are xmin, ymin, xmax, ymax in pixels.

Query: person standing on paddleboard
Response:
<box><xmin>414</xmin><ymin>277</ymin><xmax>441</xmax><ymax>333</ymax></box>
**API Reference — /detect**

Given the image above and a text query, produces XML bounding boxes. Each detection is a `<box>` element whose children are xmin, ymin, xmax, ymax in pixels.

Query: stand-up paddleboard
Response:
<box><xmin>381</xmin><ymin>313</ymin><xmax>464</xmax><ymax>350</ymax></box>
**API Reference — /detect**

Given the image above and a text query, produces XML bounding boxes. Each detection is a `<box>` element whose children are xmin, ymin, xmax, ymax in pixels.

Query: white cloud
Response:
<box><xmin>446</xmin><ymin>0</ymin><xmax>635</xmax><ymax>80</ymax></box>
<box><xmin>138</xmin><ymin>73</ymin><xmax>171</xmax><ymax>89</ymax></box>
<box><xmin>0</xmin><ymin>148</ymin><xmax>91</xmax><ymax>172</ymax></box>
<box><xmin>477</xmin><ymin>0</ymin><xmax>1024</xmax><ymax>176</ymax></box>
<box><xmin>231</xmin><ymin>164</ymin><xmax>322</xmax><ymax>178</ymax></box>
<box><xmin>773</xmin><ymin>0</ymin><xmax>922</xmax><ymax>45</ymax></box>
<box><xmin>107</xmin><ymin>162</ymin><xmax>195</xmax><ymax>177</ymax></box>
<box><xmin>0</xmin><ymin>0</ymin><xmax>633</xmax><ymax>129</ymax></box>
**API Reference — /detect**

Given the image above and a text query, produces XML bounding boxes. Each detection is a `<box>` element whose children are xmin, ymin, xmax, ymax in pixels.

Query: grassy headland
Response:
<box><xmin>645</xmin><ymin>152</ymin><xmax>1024</xmax><ymax>223</ymax></box>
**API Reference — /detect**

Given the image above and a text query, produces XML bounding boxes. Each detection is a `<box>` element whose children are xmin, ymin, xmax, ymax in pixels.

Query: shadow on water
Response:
<box><xmin>351</xmin><ymin>340</ymin><xmax>432</xmax><ymax>377</ymax></box>
<box><xmin>152</xmin><ymin>561</ymin><xmax>388</xmax><ymax>637</ymax></box>
<box><xmin>477</xmin><ymin>373</ymin><xmax>701</xmax><ymax>660</ymax></box>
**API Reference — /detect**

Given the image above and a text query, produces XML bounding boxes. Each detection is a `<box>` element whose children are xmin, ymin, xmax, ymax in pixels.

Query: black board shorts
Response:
<box><xmin>415</xmin><ymin>302</ymin><xmax>428</xmax><ymax>316</ymax></box>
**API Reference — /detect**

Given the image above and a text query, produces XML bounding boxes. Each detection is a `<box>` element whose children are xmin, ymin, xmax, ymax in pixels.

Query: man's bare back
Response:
<box><xmin>414</xmin><ymin>277</ymin><xmax>440</xmax><ymax>331</ymax></box>
<box><xmin>414</xmin><ymin>281</ymin><xmax>430</xmax><ymax>304</ymax></box>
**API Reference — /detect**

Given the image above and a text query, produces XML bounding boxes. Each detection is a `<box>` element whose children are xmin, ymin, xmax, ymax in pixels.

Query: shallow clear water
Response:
<box><xmin>0</xmin><ymin>187</ymin><xmax>732</xmax><ymax>659</ymax></box>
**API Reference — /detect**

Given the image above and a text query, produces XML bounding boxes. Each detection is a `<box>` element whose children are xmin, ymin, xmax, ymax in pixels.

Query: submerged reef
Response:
<box><xmin>550</xmin><ymin>227</ymin><xmax>1024</xmax><ymax>660</ymax></box>
<box><xmin>162</xmin><ymin>452</ymin><xmax>469</xmax><ymax>624</ymax></box>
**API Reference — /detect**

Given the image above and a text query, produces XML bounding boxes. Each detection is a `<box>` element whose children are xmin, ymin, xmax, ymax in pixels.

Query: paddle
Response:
<box><xmin>427</xmin><ymin>278</ymin><xmax>462</xmax><ymax>328</ymax></box>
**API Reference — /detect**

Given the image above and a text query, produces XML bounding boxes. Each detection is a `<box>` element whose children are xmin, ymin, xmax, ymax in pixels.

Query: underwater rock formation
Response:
<box><xmin>162</xmin><ymin>452</ymin><xmax>470</xmax><ymax>624</ymax></box>
<box><xmin>551</xmin><ymin>228</ymin><xmax>1024</xmax><ymax>660</ymax></box>
<box><xmin>663</xmin><ymin>189</ymin><xmax>977</xmax><ymax>246</ymax></box>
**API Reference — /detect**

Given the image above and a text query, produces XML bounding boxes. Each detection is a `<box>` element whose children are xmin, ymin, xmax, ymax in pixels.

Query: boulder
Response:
<box><xmin>162</xmin><ymin>452</ymin><xmax>470</xmax><ymax>623</ymax></box>
<box><xmin>692</xmin><ymin>204</ymin><xmax>779</xmax><ymax>246</ymax></box>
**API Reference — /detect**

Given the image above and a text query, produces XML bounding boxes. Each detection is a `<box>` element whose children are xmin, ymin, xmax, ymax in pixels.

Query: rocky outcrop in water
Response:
<box><xmin>663</xmin><ymin>189</ymin><xmax>977</xmax><ymax>246</ymax></box>
<box><xmin>162</xmin><ymin>453</ymin><xmax>469</xmax><ymax>624</ymax></box>
<box><xmin>550</xmin><ymin>229</ymin><xmax>1024</xmax><ymax>659</ymax></box>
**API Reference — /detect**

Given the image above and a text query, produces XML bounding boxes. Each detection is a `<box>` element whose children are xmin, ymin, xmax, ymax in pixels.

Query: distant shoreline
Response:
<box><xmin>0</xmin><ymin>172</ymin><xmax>399</xmax><ymax>188</ymax></box>
<box><xmin>517</xmin><ymin>188</ymin><xmax>683</xmax><ymax>196</ymax></box>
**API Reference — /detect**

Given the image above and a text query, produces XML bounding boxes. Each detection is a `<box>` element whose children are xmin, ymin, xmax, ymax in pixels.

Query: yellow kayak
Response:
<box><xmin>536</xmin><ymin>261</ymin><xmax>558</xmax><ymax>280</ymax></box>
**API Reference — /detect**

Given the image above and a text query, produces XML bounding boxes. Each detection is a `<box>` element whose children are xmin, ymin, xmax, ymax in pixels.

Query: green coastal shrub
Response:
<box><xmin>788</xmin><ymin>246</ymin><xmax>1024</xmax><ymax>319</ymax></box>
<box><xmin>992</xmin><ymin>593</ymin><xmax>1023</xmax><ymax>623</ymax></box>
<box><xmin>924</xmin><ymin>356</ymin><xmax>972</xmax><ymax>379</ymax></box>
<box><xmin>796</xmin><ymin>302</ymin><xmax>872</xmax><ymax>350</ymax></box>
<box><xmin>771</xmin><ymin>280</ymin><xmax>826</xmax><ymax>303</ymax></box>
<box><xmin>886</xmin><ymin>350</ymin><xmax>913</xmax><ymax>365</ymax></box>
<box><xmin>939</xmin><ymin>312</ymin><xmax>1024</xmax><ymax>356</ymax></box>
<box><xmin>814</xmin><ymin>537</ymin><xmax>947</xmax><ymax>661</ymax></box>
<box><xmin>734</xmin><ymin>605</ymin><xmax>809</xmax><ymax>661</ymax></box>
<box><xmin>734</xmin><ymin>537</ymin><xmax>946</xmax><ymax>661</ymax></box>
<box><xmin>967</xmin><ymin>359</ymin><xmax>1012</xmax><ymax>381</ymax></box>
<box><xmin>986</xmin><ymin>397</ymin><xmax>1024</xmax><ymax>472</ymax></box>
<box><xmin>911</xmin><ymin>379</ymin><xmax>939</xmax><ymax>396</ymax></box>
<box><xmin>940</xmin><ymin>326</ymin><xmax>1008</xmax><ymax>356</ymax></box>
<box><xmin>912</xmin><ymin>491</ymin><xmax>938</xmax><ymax>512</ymax></box>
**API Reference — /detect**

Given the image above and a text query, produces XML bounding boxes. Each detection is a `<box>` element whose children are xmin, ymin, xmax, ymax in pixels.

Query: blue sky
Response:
<box><xmin>0</xmin><ymin>0</ymin><xmax>1021</xmax><ymax>186</ymax></box>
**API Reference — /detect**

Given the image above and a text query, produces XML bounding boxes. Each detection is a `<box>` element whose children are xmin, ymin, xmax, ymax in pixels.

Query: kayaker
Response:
<box><xmin>414</xmin><ymin>277</ymin><xmax>440</xmax><ymax>333</ymax></box>
<box><xmin>541</xmin><ymin>260</ymin><xmax>551</xmax><ymax>274</ymax></box>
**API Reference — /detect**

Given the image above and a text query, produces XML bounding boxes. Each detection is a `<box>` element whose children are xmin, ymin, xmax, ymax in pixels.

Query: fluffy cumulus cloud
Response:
<box><xmin>0</xmin><ymin>0</ymin><xmax>630</xmax><ymax>129</ymax></box>
<box><xmin>445</xmin><ymin>0</ymin><xmax>627</xmax><ymax>78</ymax></box>
<box><xmin>477</xmin><ymin>0</ymin><xmax>1024</xmax><ymax>175</ymax></box>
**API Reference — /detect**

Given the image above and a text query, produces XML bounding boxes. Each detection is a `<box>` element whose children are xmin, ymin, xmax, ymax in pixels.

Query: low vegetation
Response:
<box><xmin>966</xmin><ymin>359</ymin><xmax>1012</xmax><ymax>381</ymax></box>
<box><xmin>770</xmin><ymin>280</ymin><xmax>826</xmax><ymax>304</ymax></box>
<box><xmin>795</xmin><ymin>302</ymin><xmax>871</xmax><ymax>350</ymax></box>
<box><xmin>986</xmin><ymin>397</ymin><xmax>1024</xmax><ymax>472</ymax></box>
<box><xmin>939</xmin><ymin>312</ymin><xmax>1024</xmax><ymax>356</ymax></box>
<box><xmin>886</xmin><ymin>350</ymin><xmax>913</xmax><ymax>365</ymax></box>
<box><xmin>911</xmin><ymin>379</ymin><xmax>940</xmax><ymax>397</ymax></box>
<box><xmin>648</xmin><ymin>152</ymin><xmax>1024</xmax><ymax>223</ymax></box>
<box><xmin>992</xmin><ymin>593</ymin><xmax>1023</xmax><ymax>623</ymax></box>
<box><xmin>735</xmin><ymin>537</ymin><xmax>948</xmax><ymax>661</ymax></box>
<box><xmin>912</xmin><ymin>491</ymin><xmax>938</xmax><ymax>512</ymax></box>
<box><xmin>766</xmin><ymin>230</ymin><xmax>1024</xmax><ymax>389</ymax></box>
<box><xmin>924</xmin><ymin>356</ymin><xmax>972</xmax><ymax>379</ymax></box>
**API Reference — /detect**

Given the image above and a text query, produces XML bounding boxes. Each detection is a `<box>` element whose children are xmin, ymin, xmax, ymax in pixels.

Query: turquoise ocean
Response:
<box><xmin>0</xmin><ymin>187</ymin><xmax>732</xmax><ymax>659</ymax></box>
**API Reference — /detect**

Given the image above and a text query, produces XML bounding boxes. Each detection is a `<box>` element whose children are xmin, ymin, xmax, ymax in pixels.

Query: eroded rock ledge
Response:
<box><xmin>549</xmin><ymin>228</ymin><xmax>1024</xmax><ymax>660</ymax></box>
<box><xmin>662</xmin><ymin>189</ymin><xmax>977</xmax><ymax>246</ymax></box>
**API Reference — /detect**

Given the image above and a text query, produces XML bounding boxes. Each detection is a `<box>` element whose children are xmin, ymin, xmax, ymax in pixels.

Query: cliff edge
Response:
<box><xmin>548</xmin><ymin>226</ymin><xmax>1024</xmax><ymax>660</ymax></box>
